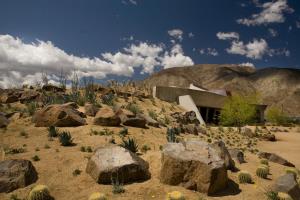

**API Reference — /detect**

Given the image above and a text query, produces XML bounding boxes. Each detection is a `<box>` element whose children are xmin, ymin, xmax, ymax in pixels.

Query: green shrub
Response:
<box><xmin>32</xmin><ymin>155</ymin><xmax>40</xmax><ymax>162</ymax></box>
<box><xmin>141</xmin><ymin>144</ymin><xmax>151</xmax><ymax>153</ymax></box>
<box><xmin>120</xmin><ymin>137</ymin><xmax>138</xmax><ymax>153</ymax></box>
<box><xmin>238</xmin><ymin>171</ymin><xmax>252</xmax><ymax>184</ymax></box>
<box><xmin>148</xmin><ymin>110</ymin><xmax>158</xmax><ymax>120</ymax></box>
<box><xmin>119</xmin><ymin>127</ymin><xmax>128</xmax><ymax>137</ymax></box>
<box><xmin>28</xmin><ymin>185</ymin><xmax>51</xmax><ymax>200</ymax></box>
<box><xmin>126</xmin><ymin>103</ymin><xmax>142</xmax><ymax>115</ymax></box>
<box><xmin>256</xmin><ymin>166</ymin><xmax>269</xmax><ymax>179</ymax></box>
<box><xmin>26</xmin><ymin>102</ymin><xmax>38</xmax><ymax>116</ymax></box>
<box><xmin>266</xmin><ymin>106</ymin><xmax>289</xmax><ymax>125</ymax></box>
<box><xmin>59</xmin><ymin>131</ymin><xmax>73</xmax><ymax>146</ymax></box>
<box><xmin>47</xmin><ymin>126</ymin><xmax>59</xmax><ymax>137</ymax></box>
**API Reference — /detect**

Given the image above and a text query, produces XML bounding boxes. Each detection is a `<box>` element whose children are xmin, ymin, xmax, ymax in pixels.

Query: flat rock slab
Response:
<box><xmin>160</xmin><ymin>140</ymin><xmax>228</xmax><ymax>195</ymax></box>
<box><xmin>259</xmin><ymin>152</ymin><xmax>295</xmax><ymax>167</ymax></box>
<box><xmin>86</xmin><ymin>145</ymin><xmax>150</xmax><ymax>184</ymax></box>
<box><xmin>0</xmin><ymin>159</ymin><xmax>38</xmax><ymax>193</ymax></box>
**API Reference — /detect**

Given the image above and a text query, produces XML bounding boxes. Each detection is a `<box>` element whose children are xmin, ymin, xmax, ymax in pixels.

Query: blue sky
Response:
<box><xmin>0</xmin><ymin>0</ymin><xmax>299</xmax><ymax>87</ymax></box>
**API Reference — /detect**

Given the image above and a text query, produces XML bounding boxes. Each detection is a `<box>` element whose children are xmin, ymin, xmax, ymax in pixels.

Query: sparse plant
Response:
<box><xmin>80</xmin><ymin>146</ymin><xmax>86</xmax><ymax>152</ymax></box>
<box><xmin>148</xmin><ymin>110</ymin><xmax>158</xmax><ymax>120</ymax></box>
<box><xmin>86</xmin><ymin>146</ymin><xmax>93</xmax><ymax>152</ymax></box>
<box><xmin>44</xmin><ymin>144</ymin><xmax>50</xmax><ymax>149</ymax></box>
<box><xmin>47</xmin><ymin>126</ymin><xmax>59</xmax><ymax>137</ymax></box>
<box><xmin>265</xmin><ymin>190</ymin><xmax>279</xmax><ymax>200</ymax></box>
<box><xmin>256</xmin><ymin>166</ymin><xmax>269</xmax><ymax>179</ymax></box>
<box><xmin>141</xmin><ymin>144</ymin><xmax>151</xmax><ymax>153</ymax></box>
<box><xmin>126</xmin><ymin>103</ymin><xmax>142</xmax><ymax>115</ymax></box>
<box><xmin>9</xmin><ymin>194</ymin><xmax>22</xmax><ymax>200</ymax></box>
<box><xmin>5</xmin><ymin>147</ymin><xmax>26</xmax><ymax>155</ymax></box>
<box><xmin>72</xmin><ymin>169</ymin><xmax>82</xmax><ymax>176</ymax></box>
<box><xmin>119</xmin><ymin>127</ymin><xmax>128</xmax><ymax>137</ymax></box>
<box><xmin>32</xmin><ymin>155</ymin><xmax>40</xmax><ymax>162</ymax></box>
<box><xmin>111</xmin><ymin>176</ymin><xmax>125</xmax><ymax>194</ymax></box>
<box><xmin>101</xmin><ymin>93</ymin><xmax>115</xmax><ymax>106</ymax></box>
<box><xmin>59</xmin><ymin>131</ymin><xmax>73</xmax><ymax>146</ymax></box>
<box><xmin>28</xmin><ymin>185</ymin><xmax>51</xmax><ymax>200</ymax></box>
<box><xmin>238</xmin><ymin>171</ymin><xmax>252</xmax><ymax>184</ymax></box>
<box><xmin>35</xmin><ymin>147</ymin><xmax>40</xmax><ymax>152</ymax></box>
<box><xmin>19</xmin><ymin>130</ymin><xmax>28</xmax><ymax>138</ymax></box>
<box><xmin>260</xmin><ymin>159</ymin><xmax>269</xmax><ymax>166</ymax></box>
<box><xmin>26</xmin><ymin>102</ymin><xmax>38</xmax><ymax>116</ymax></box>
<box><xmin>120</xmin><ymin>137</ymin><xmax>138</xmax><ymax>153</ymax></box>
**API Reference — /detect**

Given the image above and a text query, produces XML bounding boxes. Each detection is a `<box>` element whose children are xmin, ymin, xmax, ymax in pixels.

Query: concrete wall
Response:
<box><xmin>178</xmin><ymin>95</ymin><xmax>206</xmax><ymax>125</ymax></box>
<box><xmin>154</xmin><ymin>86</ymin><xmax>227</xmax><ymax>109</ymax></box>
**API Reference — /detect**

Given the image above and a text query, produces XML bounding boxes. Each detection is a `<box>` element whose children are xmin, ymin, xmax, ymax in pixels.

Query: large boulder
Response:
<box><xmin>84</xmin><ymin>103</ymin><xmax>100</xmax><ymax>117</ymax></box>
<box><xmin>94</xmin><ymin>107</ymin><xmax>121</xmax><ymax>126</ymax></box>
<box><xmin>0</xmin><ymin>159</ymin><xmax>38</xmax><ymax>193</ymax></box>
<box><xmin>171</xmin><ymin>111</ymin><xmax>200</xmax><ymax>125</ymax></box>
<box><xmin>19</xmin><ymin>90</ymin><xmax>40</xmax><ymax>103</ymax></box>
<box><xmin>273</xmin><ymin>173</ymin><xmax>300</xmax><ymax>200</ymax></box>
<box><xmin>211</xmin><ymin>141</ymin><xmax>235</xmax><ymax>171</ymax></box>
<box><xmin>86</xmin><ymin>145</ymin><xmax>150</xmax><ymax>184</ymax></box>
<box><xmin>33</xmin><ymin>103</ymin><xmax>86</xmax><ymax>127</ymax></box>
<box><xmin>228</xmin><ymin>148</ymin><xmax>245</xmax><ymax>164</ymax></box>
<box><xmin>0</xmin><ymin>90</ymin><xmax>20</xmax><ymax>103</ymax></box>
<box><xmin>160</xmin><ymin>141</ymin><xmax>228</xmax><ymax>195</ymax></box>
<box><xmin>138</xmin><ymin>114</ymin><xmax>159</xmax><ymax>128</ymax></box>
<box><xmin>258</xmin><ymin>152</ymin><xmax>295</xmax><ymax>167</ymax></box>
<box><xmin>123</xmin><ymin>117</ymin><xmax>146</xmax><ymax>128</ymax></box>
<box><xmin>0</xmin><ymin>112</ymin><xmax>9</xmax><ymax>128</ymax></box>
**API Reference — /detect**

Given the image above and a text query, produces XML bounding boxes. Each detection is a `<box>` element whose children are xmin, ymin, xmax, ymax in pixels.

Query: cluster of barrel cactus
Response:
<box><xmin>256</xmin><ymin>165</ymin><xmax>269</xmax><ymax>179</ymax></box>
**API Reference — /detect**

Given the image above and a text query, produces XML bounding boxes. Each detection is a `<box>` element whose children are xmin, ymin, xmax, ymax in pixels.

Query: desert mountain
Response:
<box><xmin>144</xmin><ymin>64</ymin><xmax>300</xmax><ymax>117</ymax></box>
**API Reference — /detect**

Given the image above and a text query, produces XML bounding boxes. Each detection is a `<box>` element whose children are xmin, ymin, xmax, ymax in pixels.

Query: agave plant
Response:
<box><xmin>120</xmin><ymin>137</ymin><xmax>138</xmax><ymax>153</ymax></box>
<box><xmin>47</xmin><ymin>126</ymin><xmax>59</xmax><ymax>137</ymax></box>
<box><xmin>59</xmin><ymin>131</ymin><xmax>73</xmax><ymax>146</ymax></box>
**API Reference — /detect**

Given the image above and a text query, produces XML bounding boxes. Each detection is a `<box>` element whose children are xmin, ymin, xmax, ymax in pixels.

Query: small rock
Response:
<box><xmin>84</xmin><ymin>103</ymin><xmax>99</xmax><ymax>117</ymax></box>
<box><xmin>228</xmin><ymin>148</ymin><xmax>245</xmax><ymax>164</ymax></box>
<box><xmin>94</xmin><ymin>107</ymin><xmax>121</xmax><ymax>126</ymax></box>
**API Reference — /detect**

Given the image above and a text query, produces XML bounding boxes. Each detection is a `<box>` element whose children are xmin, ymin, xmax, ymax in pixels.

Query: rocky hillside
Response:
<box><xmin>144</xmin><ymin>64</ymin><xmax>300</xmax><ymax>117</ymax></box>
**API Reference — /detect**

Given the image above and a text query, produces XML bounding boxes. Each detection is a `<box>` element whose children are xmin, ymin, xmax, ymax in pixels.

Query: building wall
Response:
<box><xmin>155</xmin><ymin>86</ymin><xmax>227</xmax><ymax>109</ymax></box>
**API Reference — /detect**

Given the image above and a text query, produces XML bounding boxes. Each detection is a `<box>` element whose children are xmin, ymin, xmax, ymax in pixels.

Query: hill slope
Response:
<box><xmin>144</xmin><ymin>64</ymin><xmax>300</xmax><ymax>116</ymax></box>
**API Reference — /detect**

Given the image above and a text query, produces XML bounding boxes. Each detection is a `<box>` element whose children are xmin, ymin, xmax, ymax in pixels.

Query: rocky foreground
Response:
<box><xmin>0</xmin><ymin>84</ymin><xmax>300</xmax><ymax>200</ymax></box>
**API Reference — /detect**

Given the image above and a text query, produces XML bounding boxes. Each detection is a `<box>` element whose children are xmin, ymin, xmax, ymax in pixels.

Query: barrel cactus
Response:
<box><xmin>260</xmin><ymin>159</ymin><xmax>269</xmax><ymax>166</ymax></box>
<box><xmin>28</xmin><ymin>185</ymin><xmax>52</xmax><ymax>200</ymax></box>
<box><xmin>285</xmin><ymin>167</ymin><xmax>299</xmax><ymax>179</ymax></box>
<box><xmin>256</xmin><ymin>166</ymin><xmax>268</xmax><ymax>179</ymax></box>
<box><xmin>166</xmin><ymin>191</ymin><xmax>185</xmax><ymax>200</ymax></box>
<box><xmin>277</xmin><ymin>192</ymin><xmax>293</xmax><ymax>200</ymax></box>
<box><xmin>238</xmin><ymin>171</ymin><xmax>252</xmax><ymax>184</ymax></box>
<box><xmin>88</xmin><ymin>192</ymin><xmax>107</xmax><ymax>200</ymax></box>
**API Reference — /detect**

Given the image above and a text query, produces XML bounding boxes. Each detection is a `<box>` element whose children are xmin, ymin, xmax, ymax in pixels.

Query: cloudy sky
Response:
<box><xmin>0</xmin><ymin>0</ymin><xmax>300</xmax><ymax>88</ymax></box>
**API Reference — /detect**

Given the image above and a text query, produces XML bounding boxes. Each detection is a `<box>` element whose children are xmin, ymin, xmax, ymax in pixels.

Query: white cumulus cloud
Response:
<box><xmin>239</xmin><ymin>62</ymin><xmax>255</xmax><ymax>68</ymax></box>
<box><xmin>161</xmin><ymin>44</ymin><xmax>194</xmax><ymax>69</ymax></box>
<box><xmin>237</xmin><ymin>0</ymin><xmax>294</xmax><ymax>26</ymax></box>
<box><xmin>168</xmin><ymin>29</ymin><xmax>184</xmax><ymax>41</ymax></box>
<box><xmin>216</xmin><ymin>32</ymin><xmax>240</xmax><ymax>40</ymax></box>
<box><xmin>199</xmin><ymin>48</ymin><xmax>219</xmax><ymax>56</ymax></box>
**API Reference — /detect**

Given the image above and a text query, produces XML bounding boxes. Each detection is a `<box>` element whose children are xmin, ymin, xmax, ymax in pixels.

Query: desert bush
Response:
<box><xmin>126</xmin><ymin>103</ymin><xmax>142</xmax><ymax>115</ymax></box>
<box><xmin>166</xmin><ymin>191</ymin><xmax>185</xmax><ymax>200</ymax></box>
<box><xmin>26</xmin><ymin>102</ymin><xmax>38</xmax><ymax>116</ymax></box>
<box><xmin>32</xmin><ymin>155</ymin><xmax>40</xmax><ymax>162</ymax></box>
<box><xmin>112</xmin><ymin>176</ymin><xmax>125</xmax><ymax>194</ymax></box>
<box><xmin>120</xmin><ymin>137</ymin><xmax>138</xmax><ymax>153</ymax></box>
<box><xmin>220</xmin><ymin>94</ymin><xmax>256</xmax><ymax>130</ymax></box>
<box><xmin>148</xmin><ymin>110</ymin><xmax>158</xmax><ymax>120</ymax></box>
<box><xmin>119</xmin><ymin>127</ymin><xmax>128</xmax><ymax>137</ymax></box>
<box><xmin>101</xmin><ymin>93</ymin><xmax>115</xmax><ymax>106</ymax></box>
<box><xmin>72</xmin><ymin>169</ymin><xmax>82</xmax><ymax>176</ymax></box>
<box><xmin>47</xmin><ymin>126</ymin><xmax>59</xmax><ymax>137</ymax></box>
<box><xmin>44</xmin><ymin>144</ymin><xmax>50</xmax><ymax>149</ymax></box>
<box><xmin>82</xmin><ymin>77</ymin><xmax>97</xmax><ymax>105</ymax></box>
<box><xmin>5</xmin><ymin>147</ymin><xmax>26</xmax><ymax>155</ymax></box>
<box><xmin>238</xmin><ymin>171</ymin><xmax>252</xmax><ymax>184</ymax></box>
<box><xmin>256</xmin><ymin>166</ymin><xmax>269</xmax><ymax>179</ymax></box>
<box><xmin>88</xmin><ymin>192</ymin><xmax>107</xmax><ymax>200</ymax></box>
<box><xmin>265</xmin><ymin>190</ymin><xmax>279</xmax><ymax>200</ymax></box>
<box><xmin>141</xmin><ymin>144</ymin><xmax>151</xmax><ymax>153</ymax></box>
<box><xmin>59</xmin><ymin>131</ymin><xmax>73</xmax><ymax>146</ymax></box>
<box><xmin>28</xmin><ymin>185</ymin><xmax>51</xmax><ymax>200</ymax></box>
<box><xmin>266</xmin><ymin>106</ymin><xmax>289</xmax><ymax>125</ymax></box>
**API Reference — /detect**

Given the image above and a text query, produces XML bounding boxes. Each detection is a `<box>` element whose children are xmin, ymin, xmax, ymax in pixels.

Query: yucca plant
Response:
<box><xmin>120</xmin><ymin>137</ymin><xmax>138</xmax><ymax>153</ymax></box>
<box><xmin>47</xmin><ymin>126</ymin><xmax>59</xmax><ymax>137</ymax></box>
<box><xmin>238</xmin><ymin>171</ymin><xmax>252</xmax><ymax>184</ymax></box>
<box><xmin>166</xmin><ymin>128</ymin><xmax>178</xmax><ymax>143</ymax></box>
<box><xmin>59</xmin><ymin>131</ymin><xmax>73</xmax><ymax>146</ymax></box>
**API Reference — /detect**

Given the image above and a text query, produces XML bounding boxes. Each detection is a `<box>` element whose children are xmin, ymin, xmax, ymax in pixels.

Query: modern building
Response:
<box><xmin>153</xmin><ymin>84</ymin><xmax>267</xmax><ymax>126</ymax></box>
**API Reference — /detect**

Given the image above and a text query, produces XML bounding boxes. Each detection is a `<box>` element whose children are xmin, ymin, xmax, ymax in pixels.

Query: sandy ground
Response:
<box><xmin>0</xmin><ymin>100</ymin><xmax>299</xmax><ymax>200</ymax></box>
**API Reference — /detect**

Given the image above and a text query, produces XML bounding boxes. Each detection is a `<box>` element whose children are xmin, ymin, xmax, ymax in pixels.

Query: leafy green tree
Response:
<box><xmin>265</xmin><ymin>106</ymin><xmax>288</xmax><ymax>125</ymax></box>
<box><xmin>220</xmin><ymin>94</ymin><xmax>256</xmax><ymax>131</ymax></box>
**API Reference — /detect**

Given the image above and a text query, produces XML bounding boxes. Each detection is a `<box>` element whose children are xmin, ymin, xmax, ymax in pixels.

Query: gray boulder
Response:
<box><xmin>0</xmin><ymin>159</ymin><xmax>38</xmax><ymax>193</ymax></box>
<box><xmin>273</xmin><ymin>173</ymin><xmax>300</xmax><ymax>200</ymax></box>
<box><xmin>86</xmin><ymin>145</ymin><xmax>150</xmax><ymax>184</ymax></box>
<box><xmin>160</xmin><ymin>140</ymin><xmax>228</xmax><ymax>195</ymax></box>
<box><xmin>228</xmin><ymin>148</ymin><xmax>245</xmax><ymax>164</ymax></box>
<box><xmin>259</xmin><ymin>152</ymin><xmax>295</xmax><ymax>167</ymax></box>
<box><xmin>211</xmin><ymin>141</ymin><xmax>236</xmax><ymax>171</ymax></box>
